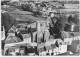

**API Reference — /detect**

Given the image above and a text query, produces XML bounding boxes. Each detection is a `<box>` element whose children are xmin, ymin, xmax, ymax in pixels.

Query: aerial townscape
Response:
<box><xmin>1</xmin><ymin>0</ymin><xmax>80</xmax><ymax>56</ymax></box>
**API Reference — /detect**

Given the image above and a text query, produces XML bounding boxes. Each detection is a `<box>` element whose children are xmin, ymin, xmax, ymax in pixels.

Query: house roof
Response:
<box><xmin>19</xmin><ymin>30</ymin><xmax>29</xmax><ymax>34</ymax></box>
<box><xmin>45</xmin><ymin>46</ymin><xmax>53</xmax><ymax>50</ymax></box>
<box><xmin>22</xmin><ymin>34</ymin><xmax>31</xmax><ymax>39</ymax></box>
<box><xmin>45</xmin><ymin>44</ymin><xmax>57</xmax><ymax>50</ymax></box>
<box><xmin>12</xmin><ymin>26</ymin><xmax>16</xmax><ymax>30</ymax></box>
<box><xmin>5</xmin><ymin>36</ymin><xmax>22</xmax><ymax>44</ymax></box>
<box><xmin>51</xmin><ymin>44</ymin><xmax>57</xmax><ymax>48</ymax></box>
<box><xmin>38</xmin><ymin>47</ymin><xmax>45</xmax><ymax>52</ymax></box>
<box><xmin>8</xmin><ymin>30</ymin><xmax>15</xmax><ymax>33</ymax></box>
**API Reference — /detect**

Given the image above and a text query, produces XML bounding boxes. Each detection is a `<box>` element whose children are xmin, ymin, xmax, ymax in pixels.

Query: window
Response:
<box><xmin>60</xmin><ymin>43</ymin><xmax>62</xmax><ymax>45</ymax></box>
<box><xmin>51</xmin><ymin>53</ymin><xmax>54</xmax><ymax>55</ymax></box>
<box><xmin>40</xmin><ymin>24</ymin><xmax>43</xmax><ymax>27</ymax></box>
<box><xmin>16</xmin><ymin>52</ymin><xmax>21</xmax><ymax>55</ymax></box>
<box><xmin>46</xmin><ymin>53</ymin><xmax>49</xmax><ymax>55</ymax></box>
<box><xmin>48</xmin><ymin>50</ymin><xmax>49</xmax><ymax>52</ymax></box>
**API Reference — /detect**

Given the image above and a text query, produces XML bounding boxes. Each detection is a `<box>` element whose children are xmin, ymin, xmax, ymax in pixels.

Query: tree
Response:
<box><xmin>53</xmin><ymin>14</ymin><xmax>67</xmax><ymax>34</ymax></box>
<box><xmin>57</xmin><ymin>14</ymin><xmax>67</xmax><ymax>31</ymax></box>
<box><xmin>1</xmin><ymin>13</ymin><xmax>16</xmax><ymax>37</ymax></box>
<box><xmin>68</xmin><ymin>14</ymin><xmax>79</xmax><ymax>24</ymax></box>
<box><xmin>68</xmin><ymin>15</ymin><xmax>73</xmax><ymax>22</ymax></box>
<box><xmin>73</xmin><ymin>14</ymin><xmax>79</xmax><ymax>24</ymax></box>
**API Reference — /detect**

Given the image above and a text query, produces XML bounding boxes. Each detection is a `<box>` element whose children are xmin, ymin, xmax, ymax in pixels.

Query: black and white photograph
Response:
<box><xmin>1</xmin><ymin>0</ymin><xmax>80</xmax><ymax>56</ymax></box>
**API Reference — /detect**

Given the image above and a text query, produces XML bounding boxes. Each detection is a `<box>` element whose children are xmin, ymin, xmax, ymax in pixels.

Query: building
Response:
<box><xmin>36</xmin><ymin>20</ymin><xmax>50</xmax><ymax>43</ymax></box>
<box><xmin>26</xmin><ymin>37</ymin><xmax>31</xmax><ymax>43</ymax></box>
<box><xmin>37</xmin><ymin>21</ymin><xmax>46</xmax><ymax>44</ymax></box>
<box><xmin>39</xmin><ymin>44</ymin><xmax>67</xmax><ymax>55</ymax></box>
<box><xmin>67</xmin><ymin>40</ymin><xmax>80</xmax><ymax>53</ymax></box>
<box><xmin>1</xmin><ymin>26</ymin><xmax>5</xmax><ymax>40</ymax></box>
<box><xmin>5</xmin><ymin>36</ymin><xmax>22</xmax><ymax>44</ymax></box>
<box><xmin>64</xmin><ymin>35</ymin><xmax>80</xmax><ymax>45</ymax></box>
<box><xmin>8</xmin><ymin>30</ymin><xmax>15</xmax><ymax>36</ymax></box>
<box><xmin>4</xmin><ymin>45</ymin><xmax>26</xmax><ymax>55</ymax></box>
<box><xmin>32</xmin><ymin>31</ymin><xmax>37</xmax><ymax>43</ymax></box>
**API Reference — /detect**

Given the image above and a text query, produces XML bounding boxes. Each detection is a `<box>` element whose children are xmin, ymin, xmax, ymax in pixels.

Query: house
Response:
<box><xmin>64</xmin><ymin>35</ymin><xmax>80</xmax><ymax>45</ymax></box>
<box><xmin>5</xmin><ymin>36</ymin><xmax>22</xmax><ymax>44</ymax></box>
<box><xmin>39</xmin><ymin>44</ymin><xmax>67</xmax><ymax>56</ymax></box>
<box><xmin>67</xmin><ymin>40</ymin><xmax>80</xmax><ymax>53</ymax></box>
<box><xmin>26</xmin><ymin>47</ymin><xmax>36</xmax><ymax>55</ymax></box>
<box><xmin>39</xmin><ymin>44</ymin><xmax>57</xmax><ymax>56</ymax></box>
<box><xmin>64</xmin><ymin>38</ymin><xmax>73</xmax><ymax>45</ymax></box>
<box><xmin>58</xmin><ymin>45</ymin><xmax>67</xmax><ymax>54</ymax></box>
<box><xmin>39</xmin><ymin>51</ymin><xmax>46</xmax><ymax>56</ymax></box>
<box><xmin>8</xmin><ymin>47</ymin><xmax>16</xmax><ymax>55</ymax></box>
<box><xmin>26</xmin><ymin>37</ymin><xmax>31</xmax><ymax>43</ymax></box>
<box><xmin>55</xmin><ymin>39</ymin><xmax>64</xmax><ymax>46</ymax></box>
<box><xmin>8</xmin><ymin>30</ymin><xmax>15</xmax><ymax>36</ymax></box>
<box><xmin>4</xmin><ymin>46</ymin><xmax>16</xmax><ymax>55</ymax></box>
<box><xmin>4</xmin><ymin>45</ymin><xmax>26</xmax><ymax>55</ymax></box>
<box><xmin>38</xmin><ymin>47</ymin><xmax>46</xmax><ymax>56</ymax></box>
<box><xmin>22</xmin><ymin>34</ymin><xmax>31</xmax><ymax>40</ymax></box>
<box><xmin>10</xmin><ymin>26</ymin><xmax>17</xmax><ymax>32</ymax></box>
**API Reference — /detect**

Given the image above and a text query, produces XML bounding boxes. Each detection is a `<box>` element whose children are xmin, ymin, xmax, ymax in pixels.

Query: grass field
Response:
<box><xmin>9</xmin><ymin>9</ymin><xmax>46</xmax><ymax>21</ymax></box>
